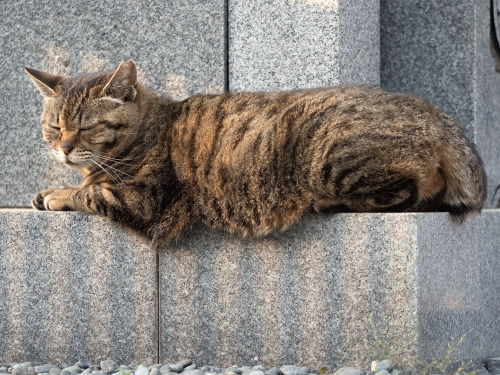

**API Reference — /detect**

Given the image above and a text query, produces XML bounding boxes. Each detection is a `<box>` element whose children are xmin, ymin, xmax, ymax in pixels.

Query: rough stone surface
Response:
<box><xmin>0</xmin><ymin>0</ymin><xmax>224</xmax><ymax>207</ymax></box>
<box><xmin>228</xmin><ymin>0</ymin><xmax>379</xmax><ymax>92</ymax></box>
<box><xmin>0</xmin><ymin>210</ymin><xmax>157</xmax><ymax>363</ymax></box>
<box><xmin>380</xmin><ymin>0</ymin><xmax>500</xmax><ymax>205</ymax></box>
<box><xmin>159</xmin><ymin>211</ymin><xmax>500</xmax><ymax>368</ymax></box>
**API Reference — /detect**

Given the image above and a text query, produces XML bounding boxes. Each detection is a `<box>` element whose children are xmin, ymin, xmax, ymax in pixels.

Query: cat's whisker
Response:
<box><xmin>98</xmin><ymin>160</ymin><xmax>134</xmax><ymax>179</ymax></box>
<box><xmin>33</xmin><ymin>150</ymin><xmax>54</xmax><ymax>163</ymax></box>
<box><xmin>96</xmin><ymin>154</ymin><xmax>142</xmax><ymax>166</ymax></box>
<box><xmin>100</xmin><ymin>152</ymin><xmax>142</xmax><ymax>161</ymax></box>
<box><xmin>91</xmin><ymin>160</ymin><xmax>121</xmax><ymax>184</ymax></box>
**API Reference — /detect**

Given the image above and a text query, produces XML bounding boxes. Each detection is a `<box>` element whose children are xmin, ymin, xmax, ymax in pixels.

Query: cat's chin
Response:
<box><xmin>63</xmin><ymin>158</ymin><xmax>89</xmax><ymax>173</ymax></box>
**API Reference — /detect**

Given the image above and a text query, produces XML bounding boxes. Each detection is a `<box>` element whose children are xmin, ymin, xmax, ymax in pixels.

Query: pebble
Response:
<box><xmin>36</xmin><ymin>366</ymin><xmax>57</xmax><ymax>374</ymax></box>
<box><xmin>100</xmin><ymin>362</ymin><xmax>118</xmax><ymax>374</ymax></box>
<box><xmin>280</xmin><ymin>367</ymin><xmax>309</xmax><ymax>375</ymax></box>
<box><xmin>2</xmin><ymin>356</ymin><xmax>500</xmax><ymax>375</ymax></box>
<box><xmin>12</xmin><ymin>368</ymin><xmax>26</xmax><ymax>375</ymax></box>
<box><xmin>252</xmin><ymin>368</ymin><xmax>267</xmax><ymax>373</ymax></box>
<box><xmin>491</xmin><ymin>360</ymin><xmax>500</xmax><ymax>370</ymax></box>
<box><xmin>76</xmin><ymin>362</ymin><xmax>92</xmax><ymax>371</ymax></box>
<box><xmin>371</xmin><ymin>361</ymin><xmax>393</xmax><ymax>373</ymax></box>
<box><xmin>177</xmin><ymin>363</ymin><xmax>192</xmax><ymax>370</ymax></box>
<box><xmin>64</xmin><ymin>367</ymin><xmax>83</xmax><ymax>374</ymax></box>
<box><xmin>333</xmin><ymin>368</ymin><xmax>365</xmax><ymax>375</ymax></box>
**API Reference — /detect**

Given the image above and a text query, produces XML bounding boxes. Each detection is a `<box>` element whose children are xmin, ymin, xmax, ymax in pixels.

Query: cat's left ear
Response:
<box><xmin>102</xmin><ymin>60</ymin><xmax>137</xmax><ymax>102</ymax></box>
<box><xmin>24</xmin><ymin>67</ymin><xmax>65</xmax><ymax>97</ymax></box>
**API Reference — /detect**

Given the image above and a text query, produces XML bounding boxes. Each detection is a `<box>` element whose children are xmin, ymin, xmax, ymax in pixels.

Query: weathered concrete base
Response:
<box><xmin>160</xmin><ymin>211</ymin><xmax>500</xmax><ymax>369</ymax></box>
<box><xmin>0</xmin><ymin>210</ymin><xmax>157</xmax><ymax>364</ymax></box>
<box><xmin>1</xmin><ymin>210</ymin><xmax>499</xmax><ymax>366</ymax></box>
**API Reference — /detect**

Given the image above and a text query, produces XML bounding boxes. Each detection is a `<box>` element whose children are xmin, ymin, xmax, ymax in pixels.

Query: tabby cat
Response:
<box><xmin>25</xmin><ymin>60</ymin><xmax>486</xmax><ymax>245</ymax></box>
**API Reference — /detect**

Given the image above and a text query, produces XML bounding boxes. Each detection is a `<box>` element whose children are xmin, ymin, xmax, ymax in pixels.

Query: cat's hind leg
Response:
<box><xmin>314</xmin><ymin>173</ymin><xmax>420</xmax><ymax>214</ymax></box>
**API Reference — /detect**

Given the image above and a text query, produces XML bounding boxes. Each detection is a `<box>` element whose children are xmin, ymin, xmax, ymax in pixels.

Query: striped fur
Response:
<box><xmin>25</xmin><ymin>60</ymin><xmax>486</xmax><ymax>245</ymax></box>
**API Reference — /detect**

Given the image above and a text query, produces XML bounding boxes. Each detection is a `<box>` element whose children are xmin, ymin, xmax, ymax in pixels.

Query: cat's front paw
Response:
<box><xmin>32</xmin><ymin>188</ymin><xmax>58</xmax><ymax>210</ymax></box>
<box><xmin>43</xmin><ymin>188</ymin><xmax>78</xmax><ymax>211</ymax></box>
<box><xmin>32</xmin><ymin>188</ymin><xmax>78</xmax><ymax>211</ymax></box>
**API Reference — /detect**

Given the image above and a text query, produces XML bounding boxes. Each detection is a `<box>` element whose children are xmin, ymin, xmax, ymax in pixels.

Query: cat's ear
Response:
<box><xmin>24</xmin><ymin>67</ymin><xmax>65</xmax><ymax>97</ymax></box>
<box><xmin>102</xmin><ymin>60</ymin><xmax>137</xmax><ymax>102</ymax></box>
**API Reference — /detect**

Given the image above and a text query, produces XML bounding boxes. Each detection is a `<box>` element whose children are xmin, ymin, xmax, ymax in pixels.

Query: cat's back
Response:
<box><xmin>170</xmin><ymin>85</ymin><xmax>444</xmax><ymax>180</ymax></box>
<box><xmin>167</xmin><ymin>85</ymin><xmax>466</xmax><ymax>235</ymax></box>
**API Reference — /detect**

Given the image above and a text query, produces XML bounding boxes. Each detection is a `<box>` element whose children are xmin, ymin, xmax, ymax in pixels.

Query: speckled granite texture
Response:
<box><xmin>228</xmin><ymin>0</ymin><xmax>379</xmax><ymax>92</ymax></box>
<box><xmin>159</xmin><ymin>211</ymin><xmax>500</xmax><ymax>369</ymax></box>
<box><xmin>0</xmin><ymin>210</ymin><xmax>157</xmax><ymax>364</ymax></box>
<box><xmin>0</xmin><ymin>0</ymin><xmax>224</xmax><ymax>207</ymax></box>
<box><xmin>380</xmin><ymin>0</ymin><xmax>500</xmax><ymax>205</ymax></box>
<box><xmin>0</xmin><ymin>210</ymin><xmax>499</xmax><ymax>365</ymax></box>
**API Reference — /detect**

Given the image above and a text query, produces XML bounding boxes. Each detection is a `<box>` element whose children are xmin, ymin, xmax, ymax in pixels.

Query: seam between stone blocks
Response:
<box><xmin>224</xmin><ymin>0</ymin><xmax>229</xmax><ymax>92</ymax></box>
<box><xmin>156</xmin><ymin>251</ymin><xmax>161</xmax><ymax>362</ymax></box>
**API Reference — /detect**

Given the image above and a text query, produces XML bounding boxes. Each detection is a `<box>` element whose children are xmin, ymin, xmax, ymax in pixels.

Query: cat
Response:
<box><xmin>25</xmin><ymin>60</ymin><xmax>486</xmax><ymax>245</ymax></box>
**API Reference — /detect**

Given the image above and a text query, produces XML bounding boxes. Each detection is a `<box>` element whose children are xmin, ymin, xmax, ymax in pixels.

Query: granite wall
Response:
<box><xmin>0</xmin><ymin>0</ymin><xmax>224</xmax><ymax>207</ymax></box>
<box><xmin>380</xmin><ymin>0</ymin><xmax>500</xmax><ymax>205</ymax></box>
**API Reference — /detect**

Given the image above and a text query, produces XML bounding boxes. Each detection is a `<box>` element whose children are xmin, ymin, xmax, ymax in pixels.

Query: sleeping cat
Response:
<box><xmin>25</xmin><ymin>60</ymin><xmax>486</xmax><ymax>245</ymax></box>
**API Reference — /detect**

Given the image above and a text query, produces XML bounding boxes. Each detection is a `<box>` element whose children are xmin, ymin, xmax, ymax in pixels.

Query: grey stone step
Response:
<box><xmin>159</xmin><ymin>210</ymin><xmax>500</xmax><ymax>368</ymax></box>
<box><xmin>0</xmin><ymin>209</ymin><xmax>157</xmax><ymax>364</ymax></box>
<box><xmin>1</xmin><ymin>209</ymin><xmax>499</xmax><ymax>367</ymax></box>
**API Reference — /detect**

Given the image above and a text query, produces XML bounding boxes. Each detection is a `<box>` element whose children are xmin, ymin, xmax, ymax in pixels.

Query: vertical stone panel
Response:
<box><xmin>228</xmin><ymin>0</ymin><xmax>379</xmax><ymax>92</ymax></box>
<box><xmin>0</xmin><ymin>210</ymin><xmax>157</xmax><ymax>363</ymax></box>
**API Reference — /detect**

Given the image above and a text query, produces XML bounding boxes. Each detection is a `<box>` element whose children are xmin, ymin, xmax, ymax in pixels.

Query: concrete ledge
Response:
<box><xmin>1</xmin><ymin>210</ymin><xmax>499</xmax><ymax>366</ymax></box>
<box><xmin>0</xmin><ymin>210</ymin><xmax>157</xmax><ymax>364</ymax></box>
<box><xmin>160</xmin><ymin>211</ymin><xmax>500</xmax><ymax>369</ymax></box>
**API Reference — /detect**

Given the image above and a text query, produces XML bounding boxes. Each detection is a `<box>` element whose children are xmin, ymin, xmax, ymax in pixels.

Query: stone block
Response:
<box><xmin>0</xmin><ymin>0</ymin><xmax>224</xmax><ymax>207</ymax></box>
<box><xmin>0</xmin><ymin>209</ymin><xmax>157</xmax><ymax>364</ymax></box>
<box><xmin>159</xmin><ymin>211</ymin><xmax>500</xmax><ymax>368</ymax></box>
<box><xmin>380</xmin><ymin>0</ymin><xmax>500</xmax><ymax>205</ymax></box>
<box><xmin>228</xmin><ymin>0</ymin><xmax>379</xmax><ymax>92</ymax></box>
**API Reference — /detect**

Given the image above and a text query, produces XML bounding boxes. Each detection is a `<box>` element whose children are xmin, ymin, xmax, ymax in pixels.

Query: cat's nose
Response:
<box><xmin>60</xmin><ymin>141</ymin><xmax>74</xmax><ymax>155</ymax></box>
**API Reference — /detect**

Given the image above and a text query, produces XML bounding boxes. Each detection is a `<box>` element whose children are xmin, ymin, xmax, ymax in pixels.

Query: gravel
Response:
<box><xmin>0</xmin><ymin>357</ymin><xmax>498</xmax><ymax>375</ymax></box>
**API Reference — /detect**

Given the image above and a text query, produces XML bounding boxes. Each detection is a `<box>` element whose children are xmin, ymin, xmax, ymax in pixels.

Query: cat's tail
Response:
<box><xmin>437</xmin><ymin>114</ymin><xmax>486</xmax><ymax>220</ymax></box>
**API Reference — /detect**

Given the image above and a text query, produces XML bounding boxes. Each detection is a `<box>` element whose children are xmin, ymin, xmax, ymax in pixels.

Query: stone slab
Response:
<box><xmin>380</xmin><ymin>0</ymin><xmax>500</xmax><ymax>206</ymax></box>
<box><xmin>0</xmin><ymin>0</ymin><xmax>224</xmax><ymax>207</ymax></box>
<box><xmin>159</xmin><ymin>211</ymin><xmax>500</xmax><ymax>369</ymax></box>
<box><xmin>0</xmin><ymin>209</ymin><xmax>157</xmax><ymax>364</ymax></box>
<box><xmin>228</xmin><ymin>0</ymin><xmax>379</xmax><ymax>92</ymax></box>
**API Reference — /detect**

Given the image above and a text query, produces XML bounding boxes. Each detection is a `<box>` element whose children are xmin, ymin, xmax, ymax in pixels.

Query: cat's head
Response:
<box><xmin>25</xmin><ymin>60</ymin><xmax>141</xmax><ymax>173</ymax></box>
